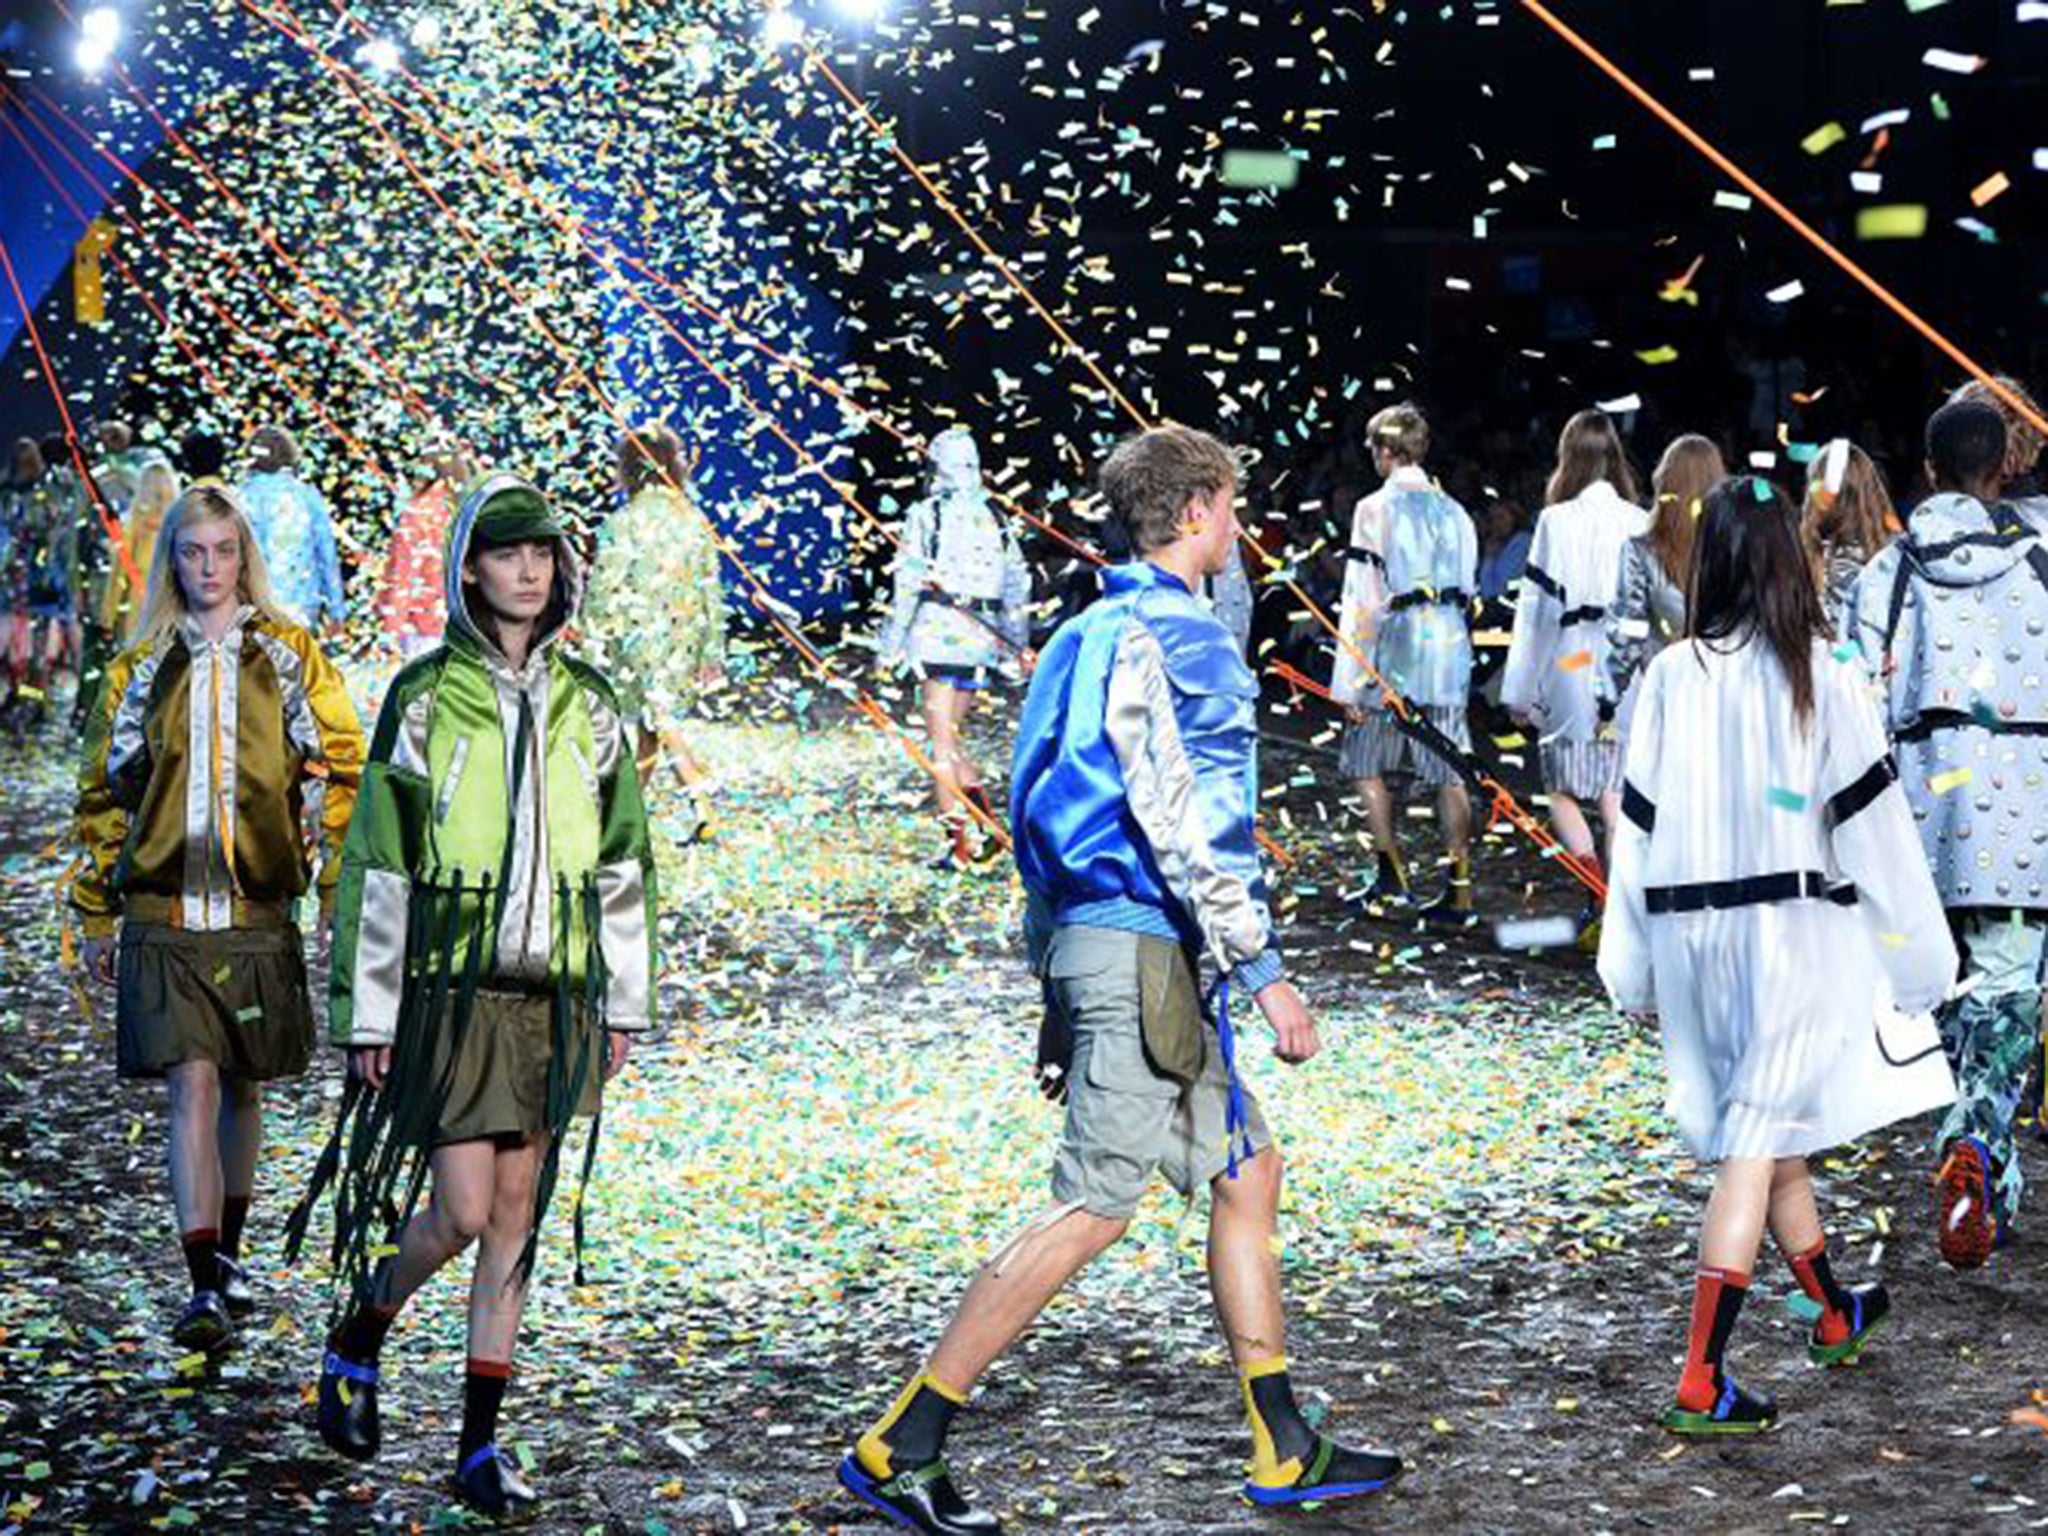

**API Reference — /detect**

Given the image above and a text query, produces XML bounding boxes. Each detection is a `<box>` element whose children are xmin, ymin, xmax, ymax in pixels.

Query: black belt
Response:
<box><xmin>1645</xmin><ymin>870</ymin><xmax>1858</xmax><ymax>915</ymax></box>
<box><xmin>1388</xmin><ymin>587</ymin><xmax>1470</xmax><ymax>612</ymax></box>
<box><xmin>1560</xmin><ymin>603</ymin><xmax>1607</xmax><ymax>627</ymax></box>
<box><xmin>1346</xmin><ymin>546</ymin><xmax>1387</xmax><ymax>569</ymax></box>
<box><xmin>1895</xmin><ymin>710</ymin><xmax>2048</xmax><ymax>744</ymax></box>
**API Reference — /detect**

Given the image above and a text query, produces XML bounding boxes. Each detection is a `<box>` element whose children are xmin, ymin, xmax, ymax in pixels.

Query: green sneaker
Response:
<box><xmin>1661</xmin><ymin>1374</ymin><xmax>1777</xmax><ymax>1436</ymax></box>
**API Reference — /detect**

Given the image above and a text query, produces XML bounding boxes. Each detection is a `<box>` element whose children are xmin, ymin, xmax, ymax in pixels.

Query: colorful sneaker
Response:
<box><xmin>171</xmin><ymin>1291</ymin><xmax>232</xmax><ymax>1353</ymax></box>
<box><xmin>1809</xmin><ymin>1282</ymin><xmax>1889</xmax><ymax>1367</ymax></box>
<box><xmin>1242</xmin><ymin>1435</ymin><xmax>1403</xmax><ymax>1507</ymax></box>
<box><xmin>1936</xmin><ymin>1136</ymin><xmax>1998</xmax><ymax>1270</ymax></box>
<box><xmin>1660</xmin><ymin>1374</ymin><xmax>1778</xmax><ymax>1436</ymax></box>
<box><xmin>837</xmin><ymin>1452</ymin><xmax>1001</xmax><ymax>1534</ymax></box>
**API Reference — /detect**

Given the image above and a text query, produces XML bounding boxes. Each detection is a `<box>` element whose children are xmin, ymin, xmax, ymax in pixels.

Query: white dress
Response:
<box><xmin>1501</xmin><ymin>480</ymin><xmax>1647</xmax><ymax>797</ymax></box>
<box><xmin>1598</xmin><ymin>636</ymin><xmax>1958</xmax><ymax>1160</ymax></box>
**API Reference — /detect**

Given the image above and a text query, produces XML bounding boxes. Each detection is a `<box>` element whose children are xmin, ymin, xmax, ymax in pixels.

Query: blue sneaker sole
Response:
<box><xmin>837</xmin><ymin>1454</ymin><xmax>920</xmax><ymax>1530</ymax></box>
<box><xmin>1242</xmin><ymin>1473</ymin><xmax>1397</xmax><ymax>1506</ymax></box>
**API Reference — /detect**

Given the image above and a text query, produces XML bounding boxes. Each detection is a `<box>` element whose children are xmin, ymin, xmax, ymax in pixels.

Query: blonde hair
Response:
<box><xmin>131</xmin><ymin>460</ymin><xmax>181</xmax><ymax>526</ymax></box>
<box><xmin>1644</xmin><ymin>434</ymin><xmax>1725</xmax><ymax>586</ymax></box>
<box><xmin>1367</xmin><ymin>403</ymin><xmax>1430</xmax><ymax>466</ymax></box>
<box><xmin>1801</xmin><ymin>440</ymin><xmax>1899</xmax><ymax>575</ymax></box>
<box><xmin>135</xmin><ymin>484</ymin><xmax>290</xmax><ymax>641</ymax></box>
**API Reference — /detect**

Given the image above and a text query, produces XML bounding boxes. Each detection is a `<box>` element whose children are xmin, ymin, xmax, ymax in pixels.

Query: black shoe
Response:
<box><xmin>216</xmin><ymin>1255</ymin><xmax>255</xmax><ymax>1319</ymax></box>
<box><xmin>317</xmin><ymin>1348</ymin><xmax>382</xmax><ymax>1462</ymax></box>
<box><xmin>838</xmin><ymin>1452</ymin><xmax>1001</xmax><ymax>1534</ymax></box>
<box><xmin>454</xmin><ymin>1443</ymin><xmax>540</xmax><ymax>1522</ymax></box>
<box><xmin>1661</xmin><ymin>1374</ymin><xmax>1778</xmax><ymax>1435</ymax></box>
<box><xmin>1242</xmin><ymin>1436</ymin><xmax>1403</xmax><ymax>1507</ymax></box>
<box><xmin>172</xmin><ymin>1291</ymin><xmax>233</xmax><ymax>1353</ymax></box>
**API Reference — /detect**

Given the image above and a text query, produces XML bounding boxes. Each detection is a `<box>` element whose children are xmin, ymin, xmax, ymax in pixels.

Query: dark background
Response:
<box><xmin>3</xmin><ymin>0</ymin><xmax>2044</xmax><ymax>646</ymax></box>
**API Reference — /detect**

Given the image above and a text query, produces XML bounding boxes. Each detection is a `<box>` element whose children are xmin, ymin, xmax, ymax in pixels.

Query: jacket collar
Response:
<box><xmin>1103</xmin><ymin>560</ymin><xmax>1194</xmax><ymax>598</ymax></box>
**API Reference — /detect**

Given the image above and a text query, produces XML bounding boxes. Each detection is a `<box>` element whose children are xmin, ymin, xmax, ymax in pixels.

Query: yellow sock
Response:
<box><xmin>1241</xmin><ymin>1355</ymin><xmax>1307</xmax><ymax>1489</ymax></box>
<box><xmin>856</xmin><ymin>1371</ymin><xmax>967</xmax><ymax>1479</ymax></box>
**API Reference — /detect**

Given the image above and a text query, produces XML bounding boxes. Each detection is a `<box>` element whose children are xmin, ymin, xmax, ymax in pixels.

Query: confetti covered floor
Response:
<box><xmin>4</xmin><ymin>682</ymin><xmax>2048</xmax><ymax>1534</ymax></box>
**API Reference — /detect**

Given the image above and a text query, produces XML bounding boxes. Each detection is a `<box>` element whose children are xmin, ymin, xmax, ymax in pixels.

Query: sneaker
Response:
<box><xmin>1660</xmin><ymin>1374</ymin><xmax>1778</xmax><ymax>1436</ymax></box>
<box><xmin>1809</xmin><ymin>1283</ymin><xmax>1889</xmax><ymax>1367</ymax></box>
<box><xmin>1573</xmin><ymin>899</ymin><xmax>1603</xmax><ymax>953</ymax></box>
<box><xmin>453</xmin><ymin>1443</ymin><xmax>540</xmax><ymax>1522</ymax></box>
<box><xmin>1241</xmin><ymin>1435</ymin><xmax>1403</xmax><ymax>1507</ymax></box>
<box><xmin>1936</xmin><ymin>1136</ymin><xmax>1998</xmax><ymax>1270</ymax></box>
<box><xmin>171</xmin><ymin>1291</ymin><xmax>233</xmax><ymax>1353</ymax></box>
<box><xmin>837</xmin><ymin>1451</ymin><xmax>1001</xmax><ymax>1535</ymax></box>
<box><xmin>216</xmin><ymin>1255</ymin><xmax>255</xmax><ymax>1320</ymax></box>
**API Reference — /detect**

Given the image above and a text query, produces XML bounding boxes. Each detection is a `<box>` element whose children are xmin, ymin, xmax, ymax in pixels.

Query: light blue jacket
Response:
<box><xmin>1011</xmin><ymin>561</ymin><xmax>1282</xmax><ymax>993</ymax></box>
<box><xmin>239</xmin><ymin>470</ymin><xmax>346</xmax><ymax>629</ymax></box>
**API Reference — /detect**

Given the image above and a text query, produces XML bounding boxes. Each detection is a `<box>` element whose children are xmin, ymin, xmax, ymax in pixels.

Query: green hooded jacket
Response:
<box><xmin>328</xmin><ymin>472</ymin><xmax>657</xmax><ymax>1047</ymax></box>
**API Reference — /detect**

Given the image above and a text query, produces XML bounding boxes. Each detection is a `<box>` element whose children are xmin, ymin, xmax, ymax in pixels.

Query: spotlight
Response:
<box><xmin>409</xmin><ymin>15</ymin><xmax>443</xmax><ymax>49</ymax></box>
<box><xmin>81</xmin><ymin>7</ymin><xmax>121</xmax><ymax>47</ymax></box>
<box><xmin>762</xmin><ymin>7</ymin><xmax>804</xmax><ymax>47</ymax></box>
<box><xmin>356</xmin><ymin>36</ymin><xmax>402</xmax><ymax>73</ymax></box>
<box><xmin>76</xmin><ymin>37</ymin><xmax>112</xmax><ymax>74</ymax></box>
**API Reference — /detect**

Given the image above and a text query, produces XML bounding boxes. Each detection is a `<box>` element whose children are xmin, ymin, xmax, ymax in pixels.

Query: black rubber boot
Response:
<box><xmin>454</xmin><ymin>1444</ymin><xmax>541</xmax><ymax>1521</ymax></box>
<box><xmin>316</xmin><ymin>1348</ymin><xmax>382</xmax><ymax>1462</ymax></box>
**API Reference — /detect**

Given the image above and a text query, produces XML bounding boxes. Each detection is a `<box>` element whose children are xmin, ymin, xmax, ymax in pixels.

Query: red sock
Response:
<box><xmin>1783</xmin><ymin>1239</ymin><xmax>1852</xmax><ymax>1346</ymax></box>
<box><xmin>1675</xmin><ymin>1267</ymin><xmax>1749</xmax><ymax>1412</ymax></box>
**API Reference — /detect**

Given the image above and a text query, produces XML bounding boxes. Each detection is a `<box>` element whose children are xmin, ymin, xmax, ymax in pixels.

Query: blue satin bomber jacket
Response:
<box><xmin>1010</xmin><ymin>561</ymin><xmax>1284</xmax><ymax>993</ymax></box>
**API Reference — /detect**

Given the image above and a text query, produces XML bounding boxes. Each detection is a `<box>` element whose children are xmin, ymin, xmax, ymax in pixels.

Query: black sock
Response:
<box><xmin>874</xmin><ymin>1377</ymin><xmax>962</xmax><ymax>1470</ymax></box>
<box><xmin>181</xmin><ymin>1229</ymin><xmax>221</xmax><ymax>1296</ymax></box>
<box><xmin>332</xmin><ymin>1260</ymin><xmax>401</xmax><ymax>1361</ymax></box>
<box><xmin>221</xmin><ymin>1195</ymin><xmax>251</xmax><ymax>1261</ymax></box>
<box><xmin>460</xmin><ymin>1359</ymin><xmax>512</xmax><ymax>1463</ymax></box>
<box><xmin>1247</xmin><ymin>1367</ymin><xmax>1319</xmax><ymax>1466</ymax></box>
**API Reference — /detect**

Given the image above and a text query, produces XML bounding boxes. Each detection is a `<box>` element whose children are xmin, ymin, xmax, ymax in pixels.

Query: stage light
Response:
<box><xmin>762</xmin><ymin>7</ymin><xmax>805</xmax><ymax>47</ymax></box>
<box><xmin>834</xmin><ymin>0</ymin><xmax>886</xmax><ymax>18</ymax></box>
<box><xmin>357</xmin><ymin>36</ymin><xmax>402</xmax><ymax>74</ymax></box>
<box><xmin>409</xmin><ymin>15</ymin><xmax>443</xmax><ymax>50</ymax></box>
<box><xmin>76</xmin><ymin>37</ymin><xmax>112</xmax><ymax>74</ymax></box>
<box><xmin>81</xmin><ymin>7</ymin><xmax>121</xmax><ymax>48</ymax></box>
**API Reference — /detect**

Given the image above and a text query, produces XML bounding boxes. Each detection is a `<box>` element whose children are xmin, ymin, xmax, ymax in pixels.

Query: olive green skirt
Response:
<box><xmin>429</xmin><ymin>990</ymin><xmax>603</xmax><ymax>1146</ymax></box>
<box><xmin>115</xmin><ymin>922</ymin><xmax>313</xmax><ymax>1082</ymax></box>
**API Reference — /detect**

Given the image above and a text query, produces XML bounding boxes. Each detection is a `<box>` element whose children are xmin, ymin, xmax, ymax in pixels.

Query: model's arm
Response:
<box><xmin>1330</xmin><ymin>500</ymin><xmax>1387</xmax><ymax>708</ymax></box>
<box><xmin>1595</xmin><ymin>656</ymin><xmax>1661</xmax><ymax>1013</ymax></box>
<box><xmin>328</xmin><ymin>682</ymin><xmax>429</xmax><ymax>1048</ymax></box>
<box><xmin>71</xmin><ymin>648</ymin><xmax>138</xmax><ymax>942</ymax></box>
<box><xmin>1104</xmin><ymin>619</ymin><xmax>1282</xmax><ymax>994</ymax></box>
<box><xmin>1500</xmin><ymin>509</ymin><xmax>1560</xmax><ymax>719</ymax></box>
<box><xmin>587</xmin><ymin>679</ymin><xmax>659</xmax><ymax>1033</ymax></box>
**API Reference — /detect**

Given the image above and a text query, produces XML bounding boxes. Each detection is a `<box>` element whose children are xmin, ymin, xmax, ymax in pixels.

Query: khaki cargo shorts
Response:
<box><xmin>1043</xmin><ymin>925</ymin><xmax>1271</xmax><ymax>1218</ymax></box>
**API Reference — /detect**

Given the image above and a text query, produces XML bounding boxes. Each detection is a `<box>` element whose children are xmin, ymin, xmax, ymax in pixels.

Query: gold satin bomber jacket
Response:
<box><xmin>72</xmin><ymin>606</ymin><xmax>366</xmax><ymax>937</ymax></box>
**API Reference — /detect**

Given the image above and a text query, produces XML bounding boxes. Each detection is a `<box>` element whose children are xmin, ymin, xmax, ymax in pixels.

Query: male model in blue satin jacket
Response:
<box><xmin>1010</xmin><ymin>558</ymin><xmax>1282</xmax><ymax>995</ymax></box>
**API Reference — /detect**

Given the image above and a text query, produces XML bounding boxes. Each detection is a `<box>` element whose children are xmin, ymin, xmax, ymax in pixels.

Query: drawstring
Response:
<box><xmin>1205</xmin><ymin>973</ymin><xmax>1255</xmax><ymax>1180</ymax></box>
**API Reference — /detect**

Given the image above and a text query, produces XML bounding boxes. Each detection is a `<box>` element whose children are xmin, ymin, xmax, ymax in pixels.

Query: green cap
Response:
<box><xmin>472</xmin><ymin>483</ymin><xmax>563</xmax><ymax>546</ymax></box>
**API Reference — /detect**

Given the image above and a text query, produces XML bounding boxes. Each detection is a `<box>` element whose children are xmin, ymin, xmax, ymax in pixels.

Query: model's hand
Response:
<box><xmin>1035</xmin><ymin>998</ymin><xmax>1074</xmax><ymax>1102</ymax></box>
<box><xmin>1344</xmin><ymin>705</ymin><xmax>1367</xmax><ymax>725</ymax></box>
<box><xmin>1019</xmin><ymin>648</ymin><xmax>1038</xmax><ymax>679</ymax></box>
<box><xmin>1255</xmin><ymin>979</ymin><xmax>1321</xmax><ymax>1066</ymax></box>
<box><xmin>604</xmin><ymin>1030</ymin><xmax>632</xmax><ymax>1082</ymax></box>
<box><xmin>349</xmin><ymin>1045</ymin><xmax>392</xmax><ymax>1091</ymax></box>
<box><xmin>81</xmin><ymin>933</ymin><xmax>116</xmax><ymax>985</ymax></box>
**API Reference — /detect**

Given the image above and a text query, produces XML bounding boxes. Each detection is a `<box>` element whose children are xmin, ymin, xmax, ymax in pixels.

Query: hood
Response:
<box><xmin>443</xmin><ymin>471</ymin><xmax>584</xmax><ymax>666</ymax></box>
<box><xmin>929</xmin><ymin>427</ymin><xmax>983</xmax><ymax>499</ymax></box>
<box><xmin>1903</xmin><ymin>490</ymin><xmax>2037</xmax><ymax>587</ymax></box>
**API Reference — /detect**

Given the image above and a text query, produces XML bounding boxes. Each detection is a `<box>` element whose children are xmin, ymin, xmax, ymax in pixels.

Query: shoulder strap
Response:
<box><xmin>2027</xmin><ymin>544</ymin><xmax>2048</xmax><ymax>598</ymax></box>
<box><xmin>1880</xmin><ymin>545</ymin><xmax>1915</xmax><ymax>668</ymax></box>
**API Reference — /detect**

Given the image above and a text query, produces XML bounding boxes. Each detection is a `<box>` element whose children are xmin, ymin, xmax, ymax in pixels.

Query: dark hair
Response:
<box><xmin>1925</xmin><ymin>400</ymin><xmax>2008</xmax><ymax>492</ymax></box>
<box><xmin>180</xmin><ymin>431</ymin><xmax>229</xmax><ymax>481</ymax></box>
<box><xmin>1545</xmin><ymin>408</ymin><xmax>1640</xmax><ymax>506</ymax></box>
<box><xmin>1688</xmin><ymin>476</ymin><xmax>1827</xmax><ymax>724</ymax></box>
